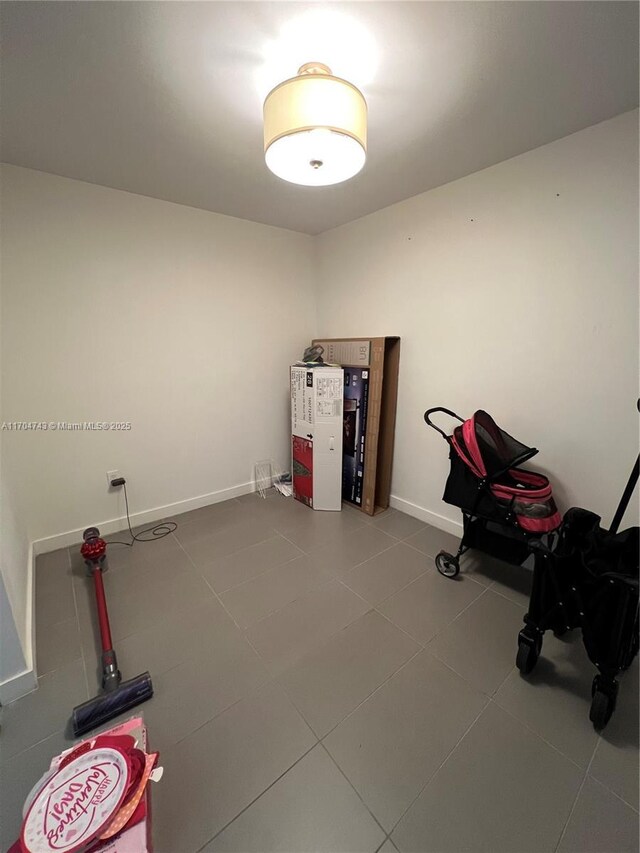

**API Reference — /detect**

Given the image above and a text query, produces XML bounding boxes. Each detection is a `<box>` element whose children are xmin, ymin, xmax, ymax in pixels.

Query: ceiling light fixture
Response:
<box><xmin>263</xmin><ymin>63</ymin><xmax>367</xmax><ymax>187</ymax></box>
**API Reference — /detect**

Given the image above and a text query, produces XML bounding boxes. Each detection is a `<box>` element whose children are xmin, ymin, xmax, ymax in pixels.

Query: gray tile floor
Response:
<box><xmin>1</xmin><ymin>492</ymin><xmax>638</xmax><ymax>852</ymax></box>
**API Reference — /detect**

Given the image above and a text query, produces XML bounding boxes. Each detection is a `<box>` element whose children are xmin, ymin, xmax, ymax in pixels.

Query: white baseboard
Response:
<box><xmin>389</xmin><ymin>494</ymin><xmax>463</xmax><ymax>537</ymax></box>
<box><xmin>0</xmin><ymin>666</ymin><xmax>37</xmax><ymax>705</ymax></box>
<box><xmin>32</xmin><ymin>480</ymin><xmax>257</xmax><ymax>556</ymax></box>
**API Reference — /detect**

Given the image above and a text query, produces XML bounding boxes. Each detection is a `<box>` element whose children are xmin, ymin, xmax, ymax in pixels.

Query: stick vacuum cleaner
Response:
<box><xmin>72</xmin><ymin>527</ymin><xmax>153</xmax><ymax>736</ymax></box>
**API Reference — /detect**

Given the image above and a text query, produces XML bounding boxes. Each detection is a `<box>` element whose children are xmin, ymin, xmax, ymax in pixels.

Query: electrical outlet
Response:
<box><xmin>106</xmin><ymin>470</ymin><xmax>119</xmax><ymax>487</ymax></box>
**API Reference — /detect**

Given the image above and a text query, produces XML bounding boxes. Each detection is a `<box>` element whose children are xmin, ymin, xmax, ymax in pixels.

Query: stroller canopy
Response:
<box><xmin>453</xmin><ymin>410</ymin><xmax>538</xmax><ymax>479</ymax></box>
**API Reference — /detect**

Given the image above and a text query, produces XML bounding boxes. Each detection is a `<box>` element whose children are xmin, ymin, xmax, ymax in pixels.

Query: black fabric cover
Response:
<box><xmin>561</xmin><ymin>507</ymin><xmax>639</xmax><ymax>581</ymax></box>
<box><xmin>454</xmin><ymin>410</ymin><xmax>537</xmax><ymax>477</ymax></box>
<box><xmin>525</xmin><ymin>508</ymin><xmax>639</xmax><ymax>676</ymax></box>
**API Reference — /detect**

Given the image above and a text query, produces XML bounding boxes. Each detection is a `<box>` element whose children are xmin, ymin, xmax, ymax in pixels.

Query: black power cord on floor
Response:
<box><xmin>108</xmin><ymin>480</ymin><xmax>177</xmax><ymax>547</ymax></box>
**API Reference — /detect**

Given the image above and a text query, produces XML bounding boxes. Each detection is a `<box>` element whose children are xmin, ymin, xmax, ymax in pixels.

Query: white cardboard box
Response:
<box><xmin>291</xmin><ymin>365</ymin><xmax>344</xmax><ymax>511</ymax></box>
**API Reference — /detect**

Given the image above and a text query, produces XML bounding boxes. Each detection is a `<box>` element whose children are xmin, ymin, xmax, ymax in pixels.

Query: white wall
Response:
<box><xmin>1</xmin><ymin>112</ymin><xmax>637</xmax><ymax>697</ymax></box>
<box><xmin>1</xmin><ymin>165</ymin><xmax>316</xmax><ymax>548</ymax></box>
<box><xmin>316</xmin><ymin>110</ymin><xmax>639</xmax><ymax>531</ymax></box>
<box><xmin>1</xmin><ymin>288</ymin><xmax>33</xmax><ymax>699</ymax></box>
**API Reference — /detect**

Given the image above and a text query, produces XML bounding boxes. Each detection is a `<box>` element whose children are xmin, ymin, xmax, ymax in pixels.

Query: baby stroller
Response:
<box><xmin>424</xmin><ymin>408</ymin><xmax>562</xmax><ymax>578</ymax></box>
<box><xmin>516</xmin><ymin>430</ymin><xmax>639</xmax><ymax>730</ymax></box>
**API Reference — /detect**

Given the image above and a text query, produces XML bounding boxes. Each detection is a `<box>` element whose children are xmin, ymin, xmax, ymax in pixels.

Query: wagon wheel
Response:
<box><xmin>435</xmin><ymin>551</ymin><xmax>460</xmax><ymax>579</ymax></box>
<box><xmin>516</xmin><ymin>630</ymin><xmax>541</xmax><ymax>675</ymax></box>
<box><xmin>589</xmin><ymin>676</ymin><xmax>618</xmax><ymax>731</ymax></box>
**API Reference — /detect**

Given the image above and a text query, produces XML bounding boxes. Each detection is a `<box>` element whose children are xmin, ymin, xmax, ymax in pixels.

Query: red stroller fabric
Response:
<box><xmin>450</xmin><ymin>410</ymin><xmax>561</xmax><ymax>533</ymax></box>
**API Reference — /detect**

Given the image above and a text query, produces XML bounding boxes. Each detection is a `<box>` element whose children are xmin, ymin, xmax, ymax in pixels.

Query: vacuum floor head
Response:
<box><xmin>72</xmin><ymin>671</ymin><xmax>153</xmax><ymax>737</ymax></box>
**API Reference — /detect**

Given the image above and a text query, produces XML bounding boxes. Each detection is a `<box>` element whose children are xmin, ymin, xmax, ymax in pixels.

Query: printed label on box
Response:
<box><xmin>342</xmin><ymin>368</ymin><xmax>369</xmax><ymax>505</ymax></box>
<box><xmin>317</xmin><ymin>340</ymin><xmax>371</xmax><ymax>367</ymax></box>
<box><xmin>315</xmin><ymin>376</ymin><xmax>344</xmax><ymax>419</ymax></box>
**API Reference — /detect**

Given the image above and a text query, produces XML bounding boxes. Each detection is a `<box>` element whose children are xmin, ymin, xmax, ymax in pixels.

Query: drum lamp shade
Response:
<box><xmin>263</xmin><ymin>63</ymin><xmax>367</xmax><ymax>186</ymax></box>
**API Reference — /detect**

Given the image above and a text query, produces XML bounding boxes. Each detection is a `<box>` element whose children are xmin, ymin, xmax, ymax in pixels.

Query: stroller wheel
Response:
<box><xmin>516</xmin><ymin>631</ymin><xmax>541</xmax><ymax>675</ymax></box>
<box><xmin>435</xmin><ymin>551</ymin><xmax>460</xmax><ymax>579</ymax></box>
<box><xmin>589</xmin><ymin>679</ymin><xmax>617</xmax><ymax>730</ymax></box>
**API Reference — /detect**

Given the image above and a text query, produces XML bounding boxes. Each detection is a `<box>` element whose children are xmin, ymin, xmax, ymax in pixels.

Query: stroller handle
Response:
<box><xmin>424</xmin><ymin>407</ymin><xmax>464</xmax><ymax>440</ymax></box>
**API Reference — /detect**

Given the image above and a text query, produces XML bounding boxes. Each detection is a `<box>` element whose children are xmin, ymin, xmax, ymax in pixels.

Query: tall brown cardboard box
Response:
<box><xmin>312</xmin><ymin>337</ymin><xmax>400</xmax><ymax>515</ymax></box>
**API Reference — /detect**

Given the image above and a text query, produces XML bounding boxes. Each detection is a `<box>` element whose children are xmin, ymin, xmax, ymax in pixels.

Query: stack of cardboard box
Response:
<box><xmin>291</xmin><ymin>337</ymin><xmax>400</xmax><ymax>515</ymax></box>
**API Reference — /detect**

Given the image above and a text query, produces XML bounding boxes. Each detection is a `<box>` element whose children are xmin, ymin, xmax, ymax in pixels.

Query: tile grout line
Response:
<box><xmin>242</xmin><ymin>593</ymin><xmax>372</xmax><ymax>685</ymax></box>
<box><xmin>318</xmin><ymin>647</ymin><xmax>425</xmax><ymax>742</ymax></box>
<box><xmin>169</xmin><ymin>528</ymin><xmax>323</xmax><ymax>746</ymax></box>
<box><xmin>169</xmin><ymin>526</ymin><xmax>282</xmax><ymax>696</ymax></box>
<box><xmin>249</xmin><ymin>613</ymin><xmax>424</xmax><ymax>743</ymax></box>
<box><xmin>490</xmin><ymin>649</ymin><xmax>639</xmax><ymax>786</ymax></box>
<box><xmin>370</xmin><ymin>609</ymin><xmax>429</xmax><ymax>652</ymax></box>
<box><xmin>221</xmin><ymin>552</ymin><xmax>346</xmax><ymax>631</ymax></box>
<box><xmin>172</xmin><ymin>533</ymin><xmax>253</xmax><ymax>636</ymax></box>
<box><xmin>489</xmin><ymin>661</ymin><xmax>518</xmax><ymax>698</ymax></box>
<box><xmin>215</xmin><ymin>592</ymin><xmax>424</xmax><ymax>742</ymax></box>
<box><xmin>0</xmin><ymin>724</ymin><xmax>83</xmax><ymax>771</ymax></box>
<box><xmin>66</xmin><ymin>547</ymin><xmax>91</xmax><ymax>702</ymax></box>
<box><xmin>386</xmin><ymin>695</ymin><xmax>491</xmax><ymax>841</ymax></box>
<box><xmin>181</xmin><ymin>514</ymin><xmax>433</xmax><ymax>636</ymax></box>
<box><xmin>340</xmin><ymin>561</ymin><xmax>433</xmax><ymax>609</ymax></box>
<box><xmin>374</xmin><ymin>567</ymin><xmax>487</xmax><ymax>615</ymax></box>
<box><xmin>401</xmin><ymin>538</ymin><xmax>458</xmax><ymax>561</ymax></box>
<box><xmin>187</xmin><ymin>505</ymin><xmax>625</xmax><ymax>824</ymax></box>
<box><xmin>213</xmin><ymin>547</ymin><xmax>306</xmax><ymax>596</ymax></box>
<box><xmin>167</xmin><ymin>509</ymin><xmax>484</xmax><ymax>761</ymax></box>
<box><xmin>318</xmin><ymin>542</ymin><xmax>401</xmax><ymax>587</ymax></box>
<box><xmin>302</xmin><ymin>540</ymin><xmax>399</xmax><ymax>574</ymax></box>
<box><xmin>272</xmin><ymin>514</ymin><xmax>370</xmax><ymax>550</ymax></box>
<box><xmin>185</xmin><ymin>521</ymin><xmax>334</xmax><ymax>696</ymax></box>
<box><xmin>279</xmin><ymin>515</ymin><xmax>396</xmax><ymax>556</ymax></box>
<box><xmin>375</xmin><ymin>581</ymin><xmax>489</xmax><ymax>649</ymax></box>
<box><xmin>318</xmin><ymin>740</ymin><xmax>390</xmax><ymax>840</ymax></box>
<box><xmin>190</xmin><ymin>535</ymin><xmax>301</xmax><ymax>593</ymax></box>
<box><xmin>230</xmin><ymin>575</ymin><xmax>338</xmax><ymax>632</ymax></box>
<box><xmin>485</xmin><ymin>582</ymin><xmax>531</xmax><ymax>609</ymax></box>
<box><xmin>194</xmin><ymin>739</ymin><xmax>321</xmax><ymax>852</ymax></box>
<box><xmin>189</xmin><ymin>514</ymin><xmax>639</xmax><ymax>829</ymax></box>
<box><xmin>420</xmin><ymin>644</ymin><xmax>498</xmax><ymax>699</ymax></box>
<box><xmin>266</xmin><ymin>607</ymin><xmax>426</xmax><ymax>744</ymax></box>
<box><xmin>553</xmin><ymin>729</ymin><xmax>601</xmax><ymax>852</ymax></box>
<box><xmin>242</xmin><ymin>574</ymin><xmax>379</xmax><ymax>671</ymax></box>
<box><xmin>490</xmin><ymin>698</ymin><xmax>588</xmax><ymax>773</ymax></box>
<box><xmin>207</xmin><ymin>527</ymin><xmax>399</xmax><ymax>641</ymax></box>
<box><xmin>584</xmin><ymin>755</ymin><xmax>640</xmax><ymax>814</ymax></box>
<box><xmin>72</xmin><ymin>546</ymin><xmax>215</xmax><ymax>652</ymax></box>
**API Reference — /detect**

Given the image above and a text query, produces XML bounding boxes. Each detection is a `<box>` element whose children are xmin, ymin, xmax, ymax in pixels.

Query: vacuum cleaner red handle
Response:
<box><xmin>92</xmin><ymin>567</ymin><xmax>114</xmax><ymax>652</ymax></box>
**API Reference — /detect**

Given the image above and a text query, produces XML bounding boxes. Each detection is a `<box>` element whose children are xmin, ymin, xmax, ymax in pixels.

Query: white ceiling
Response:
<box><xmin>1</xmin><ymin>2</ymin><xmax>637</xmax><ymax>235</ymax></box>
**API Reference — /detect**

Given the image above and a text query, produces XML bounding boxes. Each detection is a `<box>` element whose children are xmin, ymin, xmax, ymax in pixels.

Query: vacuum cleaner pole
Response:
<box><xmin>72</xmin><ymin>527</ymin><xmax>153</xmax><ymax>737</ymax></box>
<box><xmin>92</xmin><ymin>566</ymin><xmax>121</xmax><ymax>692</ymax></box>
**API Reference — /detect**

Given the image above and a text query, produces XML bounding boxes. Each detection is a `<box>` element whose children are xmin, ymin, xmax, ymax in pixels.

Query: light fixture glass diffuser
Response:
<box><xmin>263</xmin><ymin>63</ymin><xmax>367</xmax><ymax>186</ymax></box>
